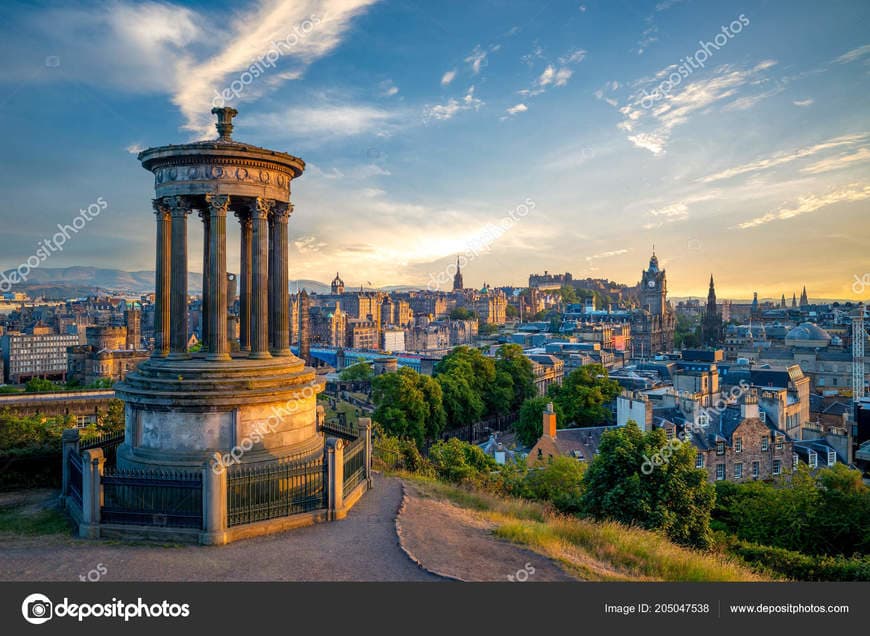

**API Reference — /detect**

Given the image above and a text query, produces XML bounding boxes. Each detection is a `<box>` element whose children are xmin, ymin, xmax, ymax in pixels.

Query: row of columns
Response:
<box><xmin>152</xmin><ymin>195</ymin><xmax>292</xmax><ymax>361</ymax></box>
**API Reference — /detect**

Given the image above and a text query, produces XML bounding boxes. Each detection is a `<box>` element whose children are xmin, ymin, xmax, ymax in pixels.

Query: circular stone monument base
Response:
<box><xmin>115</xmin><ymin>352</ymin><xmax>324</xmax><ymax>472</ymax></box>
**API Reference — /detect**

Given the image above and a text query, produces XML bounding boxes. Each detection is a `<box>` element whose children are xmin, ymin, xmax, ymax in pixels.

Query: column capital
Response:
<box><xmin>164</xmin><ymin>195</ymin><xmax>193</xmax><ymax>217</ymax></box>
<box><xmin>205</xmin><ymin>193</ymin><xmax>231</xmax><ymax>217</ymax></box>
<box><xmin>152</xmin><ymin>199</ymin><xmax>171</xmax><ymax>218</ymax></box>
<box><xmin>250</xmin><ymin>197</ymin><xmax>274</xmax><ymax>220</ymax></box>
<box><xmin>272</xmin><ymin>202</ymin><xmax>293</xmax><ymax>221</ymax></box>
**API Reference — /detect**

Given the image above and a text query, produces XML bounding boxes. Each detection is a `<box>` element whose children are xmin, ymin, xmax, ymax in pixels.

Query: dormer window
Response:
<box><xmin>716</xmin><ymin>441</ymin><xmax>725</xmax><ymax>455</ymax></box>
<box><xmin>808</xmin><ymin>450</ymin><xmax>818</xmax><ymax>468</ymax></box>
<box><xmin>827</xmin><ymin>450</ymin><xmax>836</xmax><ymax>467</ymax></box>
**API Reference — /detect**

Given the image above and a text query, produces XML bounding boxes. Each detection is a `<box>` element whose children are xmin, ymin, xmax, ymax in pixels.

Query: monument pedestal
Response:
<box><xmin>115</xmin><ymin>353</ymin><xmax>323</xmax><ymax>472</ymax></box>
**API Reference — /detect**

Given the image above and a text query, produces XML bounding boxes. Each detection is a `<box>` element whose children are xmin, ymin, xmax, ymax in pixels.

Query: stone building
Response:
<box><xmin>2</xmin><ymin>330</ymin><xmax>79</xmax><ymax>384</ymax></box>
<box><xmin>630</xmin><ymin>251</ymin><xmax>675</xmax><ymax>358</ymax></box>
<box><xmin>685</xmin><ymin>392</ymin><xmax>795</xmax><ymax>483</ymax></box>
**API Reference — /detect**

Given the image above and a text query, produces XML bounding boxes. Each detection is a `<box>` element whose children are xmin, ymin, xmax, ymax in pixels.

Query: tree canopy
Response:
<box><xmin>547</xmin><ymin>364</ymin><xmax>620</xmax><ymax>426</ymax></box>
<box><xmin>581</xmin><ymin>421</ymin><xmax>715</xmax><ymax>548</ymax></box>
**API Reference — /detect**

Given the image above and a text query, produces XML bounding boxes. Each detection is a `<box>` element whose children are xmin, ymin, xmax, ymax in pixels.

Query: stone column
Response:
<box><xmin>271</xmin><ymin>203</ymin><xmax>292</xmax><ymax>356</ymax></box>
<box><xmin>205</xmin><ymin>194</ymin><xmax>231</xmax><ymax>361</ymax></box>
<box><xmin>79</xmin><ymin>448</ymin><xmax>105</xmax><ymax>539</ymax></box>
<box><xmin>152</xmin><ymin>200</ymin><xmax>172</xmax><ymax>357</ymax></box>
<box><xmin>201</xmin><ymin>452</ymin><xmax>228</xmax><ymax>545</ymax></box>
<box><xmin>167</xmin><ymin>197</ymin><xmax>191</xmax><ymax>358</ymax></box>
<box><xmin>236</xmin><ymin>211</ymin><xmax>253</xmax><ymax>351</ymax></box>
<box><xmin>199</xmin><ymin>210</ymin><xmax>211</xmax><ymax>352</ymax></box>
<box><xmin>250</xmin><ymin>198</ymin><xmax>273</xmax><ymax>359</ymax></box>
<box><xmin>61</xmin><ymin>428</ymin><xmax>80</xmax><ymax>502</ymax></box>
<box><xmin>268</xmin><ymin>212</ymin><xmax>277</xmax><ymax>351</ymax></box>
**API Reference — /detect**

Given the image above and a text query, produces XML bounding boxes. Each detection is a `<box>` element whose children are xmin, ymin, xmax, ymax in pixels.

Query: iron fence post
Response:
<box><xmin>326</xmin><ymin>437</ymin><xmax>344</xmax><ymax>520</ymax></box>
<box><xmin>359</xmin><ymin>417</ymin><xmax>373</xmax><ymax>488</ymax></box>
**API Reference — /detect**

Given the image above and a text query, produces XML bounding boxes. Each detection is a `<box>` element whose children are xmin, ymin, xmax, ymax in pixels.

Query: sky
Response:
<box><xmin>0</xmin><ymin>0</ymin><xmax>868</xmax><ymax>300</ymax></box>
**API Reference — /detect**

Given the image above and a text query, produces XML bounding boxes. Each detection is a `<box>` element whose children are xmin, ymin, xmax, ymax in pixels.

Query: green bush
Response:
<box><xmin>525</xmin><ymin>456</ymin><xmax>587</xmax><ymax>513</ymax></box>
<box><xmin>730</xmin><ymin>540</ymin><xmax>870</xmax><ymax>581</ymax></box>
<box><xmin>428</xmin><ymin>438</ymin><xmax>497</xmax><ymax>484</ymax></box>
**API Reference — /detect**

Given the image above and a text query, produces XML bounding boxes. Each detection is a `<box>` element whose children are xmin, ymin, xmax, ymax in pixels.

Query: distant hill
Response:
<box><xmin>2</xmin><ymin>267</ymin><xmax>438</xmax><ymax>299</ymax></box>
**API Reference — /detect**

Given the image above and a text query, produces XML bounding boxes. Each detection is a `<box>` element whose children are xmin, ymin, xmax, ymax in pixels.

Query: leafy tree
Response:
<box><xmin>25</xmin><ymin>378</ymin><xmax>59</xmax><ymax>393</ymax></box>
<box><xmin>675</xmin><ymin>313</ymin><xmax>702</xmax><ymax>349</ymax></box>
<box><xmin>547</xmin><ymin>364</ymin><xmax>620</xmax><ymax>426</ymax></box>
<box><xmin>477</xmin><ymin>322</ymin><xmax>499</xmax><ymax>336</ymax></box>
<box><xmin>340</xmin><ymin>362</ymin><xmax>373</xmax><ymax>382</ymax></box>
<box><xmin>435</xmin><ymin>346</ymin><xmax>496</xmax><ymax>411</ymax></box>
<box><xmin>713</xmin><ymin>463</ymin><xmax>870</xmax><ymax>556</ymax></box>
<box><xmin>581</xmin><ymin>421</ymin><xmax>715</xmax><ymax>548</ymax></box>
<box><xmin>495</xmin><ymin>344</ymin><xmax>536</xmax><ymax>412</ymax></box>
<box><xmin>372</xmin><ymin>367</ymin><xmax>445</xmax><ymax>448</ymax></box>
<box><xmin>449</xmin><ymin>307</ymin><xmax>476</xmax><ymax>320</ymax></box>
<box><xmin>515</xmin><ymin>396</ymin><xmax>562</xmax><ymax>447</ymax></box>
<box><xmin>505</xmin><ymin>304</ymin><xmax>519</xmax><ymax>319</ymax></box>
<box><xmin>525</xmin><ymin>456</ymin><xmax>587</xmax><ymax>513</ymax></box>
<box><xmin>428</xmin><ymin>438</ymin><xmax>497</xmax><ymax>483</ymax></box>
<box><xmin>559</xmin><ymin>284</ymin><xmax>579</xmax><ymax>304</ymax></box>
<box><xmin>437</xmin><ymin>372</ymin><xmax>484</xmax><ymax>427</ymax></box>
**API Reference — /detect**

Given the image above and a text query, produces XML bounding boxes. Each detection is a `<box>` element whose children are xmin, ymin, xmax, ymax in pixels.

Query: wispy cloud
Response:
<box><xmin>440</xmin><ymin>69</ymin><xmax>456</xmax><ymax>86</ymax></box>
<box><xmin>423</xmin><ymin>86</ymin><xmax>483</xmax><ymax>122</ymax></box>
<box><xmin>834</xmin><ymin>43</ymin><xmax>870</xmax><ymax>64</ymax></box>
<box><xmin>465</xmin><ymin>45</ymin><xmax>488</xmax><ymax>75</ymax></box>
<box><xmin>801</xmin><ymin>147</ymin><xmax>870</xmax><ymax>175</ymax></box>
<box><xmin>698</xmin><ymin>133</ymin><xmax>870</xmax><ymax>183</ymax></box>
<box><xmin>614</xmin><ymin>60</ymin><xmax>779</xmax><ymax>155</ymax></box>
<box><xmin>643</xmin><ymin>202</ymin><xmax>689</xmax><ymax>228</ymax></box>
<box><xmin>793</xmin><ymin>98</ymin><xmax>814</xmax><ymax>107</ymax></box>
<box><xmin>505</xmin><ymin>103</ymin><xmax>528</xmax><ymax>116</ymax></box>
<box><xmin>737</xmin><ymin>184</ymin><xmax>870</xmax><ymax>229</ymax></box>
<box><xmin>259</xmin><ymin>102</ymin><xmax>397</xmax><ymax>138</ymax></box>
<box><xmin>378</xmin><ymin>79</ymin><xmax>398</xmax><ymax>96</ymax></box>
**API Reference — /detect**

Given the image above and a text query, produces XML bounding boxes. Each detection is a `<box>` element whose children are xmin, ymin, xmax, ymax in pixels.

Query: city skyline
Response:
<box><xmin>0</xmin><ymin>0</ymin><xmax>868</xmax><ymax>299</ymax></box>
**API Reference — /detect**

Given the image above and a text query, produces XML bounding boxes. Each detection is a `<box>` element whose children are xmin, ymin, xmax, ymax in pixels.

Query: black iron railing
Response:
<box><xmin>67</xmin><ymin>452</ymin><xmax>83</xmax><ymax>509</ymax></box>
<box><xmin>343</xmin><ymin>437</ymin><xmax>367</xmax><ymax>494</ymax></box>
<box><xmin>320</xmin><ymin>419</ymin><xmax>359</xmax><ymax>441</ymax></box>
<box><xmin>226</xmin><ymin>457</ymin><xmax>327</xmax><ymax>527</ymax></box>
<box><xmin>101</xmin><ymin>469</ymin><xmax>203</xmax><ymax>529</ymax></box>
<box><xmin>81</xmin><ymin>431</ymin><xmax>125</xmax><ymax>468</ymax></box>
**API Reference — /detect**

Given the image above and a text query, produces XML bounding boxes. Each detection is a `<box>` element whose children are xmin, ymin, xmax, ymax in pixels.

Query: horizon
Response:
<box><xmin>0</xmin><ymin>0</ymin><xmax>868</xmax><ymax>300</ymax></box>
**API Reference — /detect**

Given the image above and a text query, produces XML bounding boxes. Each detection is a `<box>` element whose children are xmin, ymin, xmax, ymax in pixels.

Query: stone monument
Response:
<box><xmin>116</xmin><ymin>108</ymin><xmax>323</xmax><ymax>471</ymax></box>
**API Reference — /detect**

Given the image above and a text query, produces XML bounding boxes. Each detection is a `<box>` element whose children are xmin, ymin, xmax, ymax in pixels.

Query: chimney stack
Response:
<box><xmin>543</xmin><ymin>402</ymin><xmax>557</xmax><ymax>438</ymax></box>
<box><xmin>740</xmin><ymin>389</ymin><xmax>759</xmax><ymax>420</ymax></box>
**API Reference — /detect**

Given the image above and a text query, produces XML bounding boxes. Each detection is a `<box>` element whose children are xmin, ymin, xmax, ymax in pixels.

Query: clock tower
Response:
<box><xmin>640</xmin><ymin>251</ymin><xmax>667</xmax><ymax>316</ymax></box>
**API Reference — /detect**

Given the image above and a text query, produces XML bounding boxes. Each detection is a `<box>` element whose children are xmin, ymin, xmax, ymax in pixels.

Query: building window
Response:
<box><xmin>775</xmin><ymin>436</ymin><xmax>784</xmax><ymax>451</ymax></box>
<box><xmin>716</xmin><ymin>441</ymin><xmax>725</xmax><ymax>455</ymax></box>
<box><xmin>695</xmin><ymin>453</ymin><xmax>704</xmax><ymax>469</ymax></box>
<box><xmin>827</xmin><ymin>451</ymin><xmax>836</xmax><ymax>467</ymax></box>
<box><xmin>773</xmin><ymin>460</ymin><xmax>782</xmax><ymax>476</ymax></box>
<box><xmin>761</xmin><ymin>436</ymin><xmax>769</xmax><ymax>451</ymax></box>
<box><xmin>716</xmin><ymin>464</ymin><xmax>725</xmax><ymax>481</ymax></box>
<box><xmin>734</xmin><ymin>463</ymin><xmax>743</xmax><ymax>479</ymax></box>
<box><xmin>808</xmin><ymin>451</ymin><xmax>817</xmax><ymax>468</ymax></box>
<box><xmin>793</xmin><ymin>453</ymin><xmax>799</xmax><ymax>469</ymax></box>
<box><xmin>734</xmin><ymin>437</ymin><xmax>742</xmax><ymax>453</ymax></box>
<box><xmin>752</xmin><ymin>461</ymin><xmax>759</xmax><ymax>479</ymax></box>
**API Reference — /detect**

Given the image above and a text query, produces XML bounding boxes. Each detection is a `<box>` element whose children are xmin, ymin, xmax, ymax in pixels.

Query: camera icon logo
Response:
<box><xmin>21</xmin><ymin>593</ymin><xmax>53</xmax><ymax>625</ymax></box>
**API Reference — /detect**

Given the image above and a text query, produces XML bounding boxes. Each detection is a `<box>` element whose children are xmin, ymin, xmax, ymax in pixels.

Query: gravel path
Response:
<box><xmin>396</xmin><ymin>481</ymin><xmax>577</xmax><ymax>582</ymax></box>
<box><xmin>0</xmin><ymin>475</ymin><xmax>440</xmax><ymax>582</ymax></box>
